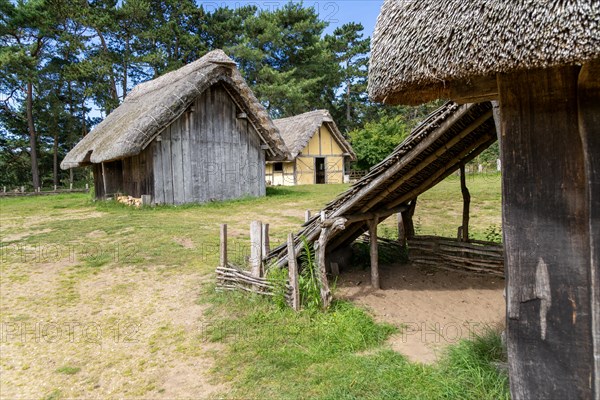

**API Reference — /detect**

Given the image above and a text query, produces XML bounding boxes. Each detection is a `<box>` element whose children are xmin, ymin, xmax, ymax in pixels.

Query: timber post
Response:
<box><xmin>577</xmin><ymin>59</ymin><xmax>600</xmax><ymax>398</ymax></box>
<box><xmin>220</xmin><ymin>224</ymin><xmax>227</xmax><ymax>268</ymax></box>
<box><xmin>305</xmin><ymin>210</ymin><xmax>311</xmax><ymax>223</ymax></box>
<box><xmin>261</xmin><ymin>223</ymin><xmax>270</xmax><ymax>276</ymax></box>
<box><xmin>368</xmin><ymin>216</ymin><xmax>380</xmax><ymax>289</ymax></box>
<box><xmin>499</xmin><ymin>65</ymin><xmax>598</xmax><ymax>399</ymax></box>
<box><xmin>287</xmin><ymin>233</ymin><xmax>300</xmax><ymax>311</ymax></box>
<box><xmin>397</xmin><ymin>212</ymin><xmax>406</xmax><ymax>246</ymax></box>
<box><xmin>250</xmin><ymin>221</ymin><xmax>262</xmax><ymax>278</ymax></box>
<box><xmin>460</xmin><ymin>164</ymin><xmax>470</xmax><ymax>242</ymax></box>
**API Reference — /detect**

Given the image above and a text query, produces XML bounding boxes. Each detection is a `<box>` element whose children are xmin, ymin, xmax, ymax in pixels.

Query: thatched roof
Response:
<box><xmin>61</xmin><ymin>50</ymin><xmax>288</xmax><ymax>169</ymax></box>
<box><xmin>273</xmin><ymin>110</ymin><xmax>356</xmax><ymax>161</ymax></box>
<box><xmin>369</xmin><ymin>0</ymin><xmax>600</xmax><ymax>105</ymax></box>
<box><xmin>267</xmin><ymin>101</ymin><xmax>497</xmax><ymax>265</ymax></box>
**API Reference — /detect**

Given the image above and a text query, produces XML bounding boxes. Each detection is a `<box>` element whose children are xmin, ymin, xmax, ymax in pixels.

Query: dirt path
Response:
<box><xmin>337</xmin><ymin>262</ymin><xmax>505</xmax><ymax>364</ymax></box>
<box><xmin>0</xmin><ymin>260</ymin><xmax>226</xmax><ymax>399</ymax></box>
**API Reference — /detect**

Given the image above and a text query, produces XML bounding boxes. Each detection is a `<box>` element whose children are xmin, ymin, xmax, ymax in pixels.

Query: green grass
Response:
<box><xmin>203</xmin><ymin>291</ymin><xmax>509</xmax><ymax>400</ymax></box>
<box><xmin>0</xmin><ymin>175</ymin><xmax>506</xmax><ymax>398</ymax></box>
<box><xmin>55</xmin><ymin>366</ymin><xmax>81</xmax><ymax>375</ymax></box>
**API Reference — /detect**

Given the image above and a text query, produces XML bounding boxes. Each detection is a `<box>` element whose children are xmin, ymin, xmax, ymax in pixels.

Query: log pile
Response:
<box><xmin>408</xmin><ymin>235</ymin><xmax>504</xmax><ymax>276</ymax></box>
<box><xmin>116</xmin><ymin>195</ymin><xmax>142</xmax><ymax>207</ymax></box>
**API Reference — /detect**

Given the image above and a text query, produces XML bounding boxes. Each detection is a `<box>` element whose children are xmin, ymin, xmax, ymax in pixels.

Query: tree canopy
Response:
<box><xmin>0</xmin><ymin>1</ymin><xmax>493</xmax><ymax>188</ymax></box>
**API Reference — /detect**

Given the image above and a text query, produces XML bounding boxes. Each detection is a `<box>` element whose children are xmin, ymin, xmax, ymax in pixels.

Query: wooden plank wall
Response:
<box><xmin>152</xmin><ymin>83</ymin><xmax>266</xmax><ymax>205</ymax></box>
<box><xmin>121</xmin><ymin>147</ymin><xmax>154</xmax><ymax>198</ymax></box>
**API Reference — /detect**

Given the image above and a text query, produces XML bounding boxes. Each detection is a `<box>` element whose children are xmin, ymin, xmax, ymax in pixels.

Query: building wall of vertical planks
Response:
<box><xmin>61</xmin><ymin>50</ymin><xmax>289</xmax><ymax>205</ymax></box>
<box><xmin>368</xmin><ymin>1</ymin><xmax>599</xmax><ymax>398</ymax></box>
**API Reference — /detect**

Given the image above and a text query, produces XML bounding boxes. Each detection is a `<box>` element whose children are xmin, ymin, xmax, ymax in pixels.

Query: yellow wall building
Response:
<box><xmin>266</xmin><ymin>110</ymin><xmax>356</xmax><ymax>186</ymax></box>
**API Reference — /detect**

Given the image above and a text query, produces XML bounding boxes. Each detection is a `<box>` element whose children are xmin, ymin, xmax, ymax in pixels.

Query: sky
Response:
<box><xmin>197</xmin><ymin>0</ymin><xmax>385</xmax><ymax>36</ymax></box>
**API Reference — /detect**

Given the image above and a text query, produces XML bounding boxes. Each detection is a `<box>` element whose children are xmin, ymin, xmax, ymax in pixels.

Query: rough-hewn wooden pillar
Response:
<box><xmin>459</xmin><ymin>164</ymin><xmax>470</xmax><ymax>242</ymax></box>
<box><xmin>578</xmin><ymin>59</ymin><xmax>600</xmax><ymax>398</ymax></box>
<box><xmin>368</xmin><ymin>216</ymin><xmax>380</xmax><ymax>289</ymax></box>
<box><xmin>498</xmin><ymin>65</ymin><xmax>595</xmax><ymax>399</ymax></box>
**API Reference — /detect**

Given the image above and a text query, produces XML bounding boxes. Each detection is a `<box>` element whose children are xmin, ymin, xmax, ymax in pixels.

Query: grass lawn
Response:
<box><xmin>0</xmin><ymin>173</ymin><xmax>506</xmax><ymax>399</ymax></box>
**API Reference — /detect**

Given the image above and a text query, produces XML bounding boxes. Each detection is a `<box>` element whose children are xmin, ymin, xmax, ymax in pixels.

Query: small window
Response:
<box><xmin>274</xmin><ymin>162</ymin><xmax>283</xmax><ymax>172</ymax></box>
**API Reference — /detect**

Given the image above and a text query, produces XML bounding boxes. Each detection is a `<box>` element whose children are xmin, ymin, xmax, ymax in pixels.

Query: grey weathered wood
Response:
<box><xmin>160</xmin><ymin>127</ymin><xmax>174</xmax><ymax>204</ymax></box>
<box><xmin>499</xmin><ymin>65</ymin><xmax>594</xmax><ymax>400</ymax></box>
<box><xmin>459</xmin><ymin>164</ymin><xmax>470</xmax><ymax>242</ymax></box>
<box><xmin>368</xmin><ymin>217</ymin><xmax>380</xmax><ymax>289</ymax></box>
<box><xmin>397</xmin><ymin>213</ymin><xmax>406</xmax><ymax>245</ymax></box>
<box><xmin>152</xmin><ymin>138</ymin><xmax>165</xmax><ymax>204</ymax></box>
<box><xmin>181</xmin><ymin>111</ymin><xmax>193</xmax><ymax>203</ymax></box>
<box><xmin>170</xmin><ymin>117</ymin><xmax>185</xmax><ymax>204</ymax></box>
<box><xmin>305</xmin><ymin>210</ymin><xmax>311</xmax><ymax>223</ymax></box>
<box><xmin>287</xmin><ymin>233</ymin><xmax>300</xmax><ymax>311</ymax></box>
<box><xmin>101</xmin><ymin>162</ymin><xmax>107</xmax><ymax>199</ymax></box>
<box><xmin>141</xmin><ymin>195</ymin><xmax>152</xmax><ymax>206</ymax></box>
<box><xmin>261</xmin><ymin>223</ymin><xmax>270</xmax><ymax>258</ymax></box>
<box><xmin>20</xmin><ymin>186</ymin><xmax>24</xmax><ymax>193</ymax></box>
<box><xmin>330</xmin><ymin>262</ymin><xmax>340</xmax><ymax>277</ymax></box>
<box><xmin>220</xmin><ymin>224</ymin><xmax>227</xmax><ymax>268</ymax></box>
<box><xmin>250</xmin><ymin>221</ymin><xmax>262</xmax><ymax>278</ymax></box>
<box><xmin>578</xmin><ymin>60</ymin><xmax>600</xmax><ymax>399</ymax></box>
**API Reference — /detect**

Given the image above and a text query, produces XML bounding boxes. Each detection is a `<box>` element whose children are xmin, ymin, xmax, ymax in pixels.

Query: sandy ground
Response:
<box><xmin>337</xmin><ymin>262</ymin><xmax>505</xmax><ymax>364</ymax></box>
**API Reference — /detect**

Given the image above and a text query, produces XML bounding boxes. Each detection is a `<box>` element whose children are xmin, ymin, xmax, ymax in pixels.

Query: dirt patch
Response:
<box><xmin>173</xmin><ymin>237</ymin><xmax>195</xmax><ymax>249</ymax></box>
<box><xmin>0</xmin><ymin>262</ymin><xmax>227</xmax><ymax>399</ymax></box>
<box><xmin>337</xmin><ymin>262</ymin><xmax>505</xmax><ymax>364</ymax></box>
<box><xmin>1</xmin><ymin>228</ymin><xmax>53</xmax><ymax>243</ymax></box>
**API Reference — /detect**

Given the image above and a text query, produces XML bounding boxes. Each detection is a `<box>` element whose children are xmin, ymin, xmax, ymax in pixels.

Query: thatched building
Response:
<box><xmin>368</xmin><ymin>1</ymin><xmax>600</xmax><ymax>398</ymax></box>
<box><xmin>266</xmin><ymin>110</ymin><xmax>356</xmax><ymax>186</ymax></box>
<box><xmin>61</xmin><ymin>50</ymin><xmax>288</xmax><ymax>205</ymax></box>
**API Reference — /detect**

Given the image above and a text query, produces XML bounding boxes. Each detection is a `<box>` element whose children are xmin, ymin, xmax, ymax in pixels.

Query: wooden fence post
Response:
<box><xmin>69</xmin><ymin>183</ymin><xmax>73</xmax><ymax>191</ymax></box>
<box><xmin>54</xmin><ymin>185</ymin><xmax>57</xmax><ymax>192</ymax></box>
<box><xmin>397</xmin><ymin>212</ymin><xmax>406</xmax><ymax>246</ymax></box>
<box><xmin>220</xmin><ymin>224</ymin><xmax>227</xmax><ymax>268</ymax></box>
<box><xmin>250</xmin><ymin>221</ymin><xmax>262</xmax><ymax>278</ymax></box>
<box><xmin>287</xmin><ymin>233</ymin><xmax>300</xmax><ymax>311</ymax></box>
<box><xmin>261</xmin><ymin>223</ymin><xmax>270</xmax><ymax>276</ymax></box>
<box><xmin>20</xmin><ymin>186</ymin><xmax>24</xmax><ymax>193</ymax></box>
<box><xmin>305</xmin><ymin>210</ymin><xmax>311</xmax><ymax>223</ymax></box>
<box><xmin>368</xmin><ymin>216</ymin><xmax>380</xmax><ymax>289</ymax></box>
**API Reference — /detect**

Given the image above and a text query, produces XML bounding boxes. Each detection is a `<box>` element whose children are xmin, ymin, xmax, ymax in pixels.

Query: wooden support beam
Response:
<box><xmin>499</xmin><ymin>65</ymin><xmax>595</xmax><ymax>399</ymax></box>
<box><xmin>401</xmin><ymin>199</ymin><xmax>417</xmax><ymax>241</ymax></box>
<box><xmin>287</xmin><ymin>233</ymin><xmax>300</xmax><ymax>311</ymax></box>
<box><xmin>220</xmin><ymin>224</ymin><xmax>227</xmax><ymax>268</ymax></box>
<box><xmin>313</xmin><ymin>212</ymin><xmax>344</xmax><ymax>309</ymax></box>
<box><xmin>305</xmin><ymin>210</ymin><xmax>311</xmax><ymax>223</ymax></box>
<box><xmin>397</xmin><ymin>212</ymin><xmax>405</xmax><ymax>246</ymax></box>
<box><xmin>577</xmin><ymin>59</ymin><xmax>600</xmax><ymax>398</ymax></box>
<box><xmin>385</xmin><ymin>132</ymin><xmax>496</xmax><ymax>209</ymax></box>
<box><xmin>449</xmin><ymin>75</ymin><xmax>499</xmax><ymax>104</ymax></box>
<box><xmin>101</xmin><ymin>162</ymin><xmax>108</xmax><ymax>199</ymax></box>
<box><xmin>460</xmin><ymin>165</ymin><xmax>470</xmax><ymax>242</ymax></box>
<box><xmin>250</xmin><ymin>221</ymin><xmax>262</xmax><ymax>278</ymax></box>
<box><xmin>368</xmin><ymin>217</ymin><xmax>380</xmax><ymax>290</ymax></box>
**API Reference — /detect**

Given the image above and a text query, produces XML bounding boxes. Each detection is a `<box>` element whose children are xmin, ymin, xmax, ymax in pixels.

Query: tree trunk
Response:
<box><xmin>95</xmin><ymin>29</ymin><xmax>119</xmax><ymax>107</ymax></box>
<box><xmin>346</xmin><ymin>81</ymin><xmax>351</xmax><ymax>123</ymax></box>
<box><xmin>498</xmin><ymin>65</ymin><xmax>596</xmax><ymax>399</ymax></box>
<box><xmin>26</xmin><ymin>81</ymin><xmax>40</xmax><ymax>189</ymax></box>
<box><xmin>53</xmin><ymin>131</ymin><xmax>58</xmax><ymax>187</ymax></box>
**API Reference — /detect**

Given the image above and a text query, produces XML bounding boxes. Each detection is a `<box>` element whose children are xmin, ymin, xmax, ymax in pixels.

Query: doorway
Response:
<box><xmin>315</xmin><ymin>157</ymin><xmax>326</xmax><ymax>184</ymax></box>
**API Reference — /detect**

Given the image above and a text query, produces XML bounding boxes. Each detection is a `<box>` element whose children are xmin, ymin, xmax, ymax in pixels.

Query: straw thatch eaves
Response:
<box><xmin>61</xmin><ymin>50</ymin><xmax>288</xmax><ymax>169</ymax></box>
<box><xmin>267</xmin><ymin>101</ymin><xmax>497</xmax><ymax>265</ymax></box>
<box><xmin>274</xmin><ymin>110</ymin><xmax>356</xmax><ymax>161</ymax></box>
<box><xmin>368</xmin><ymin>0</ymin><xmax>600</xmax><ymax>105</ymax></box>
